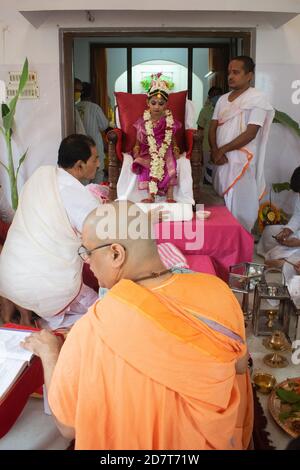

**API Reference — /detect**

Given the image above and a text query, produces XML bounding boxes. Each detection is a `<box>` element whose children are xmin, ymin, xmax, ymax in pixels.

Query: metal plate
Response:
<box><xmin>268</xmin><ymin>378</ymin><xmax>300</xmax><ymax>439</ymax></box>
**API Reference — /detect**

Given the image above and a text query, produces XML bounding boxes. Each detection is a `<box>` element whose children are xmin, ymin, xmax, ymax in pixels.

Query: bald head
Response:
<box><xmin>82</xmin><ymin>202</ymin><xmax>164</xmax><ymax>288</ymax></box>
<box><xmin>83</xmin><ymin>201</ymin><xmax>157</xmax><ymax>249</ymax></box>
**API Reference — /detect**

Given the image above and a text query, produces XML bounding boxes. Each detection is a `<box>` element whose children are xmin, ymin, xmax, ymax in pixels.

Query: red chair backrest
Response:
<box><xmin>114</xmin><ymin>91</ymin><xmax>188</xmax><ymax>153</ymax></box>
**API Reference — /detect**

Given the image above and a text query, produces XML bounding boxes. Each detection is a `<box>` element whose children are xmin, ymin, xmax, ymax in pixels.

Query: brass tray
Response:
<box><xmin>268</xmin><ymin>377</ymin><xmax>300</xmax><ymax>439</ymax></box>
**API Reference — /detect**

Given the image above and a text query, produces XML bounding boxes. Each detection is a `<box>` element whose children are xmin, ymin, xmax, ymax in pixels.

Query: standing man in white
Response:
<box><xmin>209</xmin><ymin>56</ymin><xmax>274</xmax><ymax>232</ymax></box>
<box><xmin>76</xmin><ymin>82</ymin><xmax>109</xmax><ymax>183</ymax></box>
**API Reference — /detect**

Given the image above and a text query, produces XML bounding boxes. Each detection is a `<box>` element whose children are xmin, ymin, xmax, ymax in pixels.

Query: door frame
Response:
<box><xmin>59</xmin><ymin>29</ymin><xmax>253</xmax><ymax>136</ymax></box>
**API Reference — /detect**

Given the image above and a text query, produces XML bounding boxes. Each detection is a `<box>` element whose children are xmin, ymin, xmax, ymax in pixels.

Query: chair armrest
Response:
<box><xmin>185</xmin><ymin>129</ymin><xmax>202</xmax><ymax>205</ymax></box>
<box><xmin>107</xmin><ymin>128</ymin><xmax>123</xmax><ymax>162</ymax></box>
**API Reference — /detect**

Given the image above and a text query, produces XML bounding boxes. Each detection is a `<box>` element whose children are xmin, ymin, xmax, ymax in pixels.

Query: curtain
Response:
<box><xmin>208</xmin><ymin>46</ymin><xmax>229</xmax><ymax>94</ymax></box>
<box><xmin>90</xmin><ymin>45</ymin><xmax>109</xmax><ymax>117</ymax></box>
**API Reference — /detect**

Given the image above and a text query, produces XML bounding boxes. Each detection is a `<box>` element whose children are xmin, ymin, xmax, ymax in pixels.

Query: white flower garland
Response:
<box><xmin>143</xmin><ymin>109</ymin><xmax>174</xmax><ymax>196</ymax></box>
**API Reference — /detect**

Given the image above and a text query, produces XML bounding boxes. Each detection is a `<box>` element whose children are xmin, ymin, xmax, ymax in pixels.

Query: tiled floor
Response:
<box><xmin>200</xmin><ymin>182</ymin><xmax>225</xmax><ymax>207</ymax></box>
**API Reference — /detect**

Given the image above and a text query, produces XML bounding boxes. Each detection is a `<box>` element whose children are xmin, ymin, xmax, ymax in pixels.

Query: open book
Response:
<box><xmin>0</xmin><ymin>328</ymin><xmax>34</xmax><ymax>401</ymax></box>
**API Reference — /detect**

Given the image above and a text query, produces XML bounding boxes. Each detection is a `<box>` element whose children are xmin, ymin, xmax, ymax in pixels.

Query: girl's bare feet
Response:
<box><xmin>141</xmin><ymin>196</ymin><xmax>155</xmax><ymax>203</ymax></box>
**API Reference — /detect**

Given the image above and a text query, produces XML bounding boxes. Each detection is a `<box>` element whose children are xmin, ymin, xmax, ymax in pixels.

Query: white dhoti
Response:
<box><xmin>256</xmin><ymin>225</ymin><xmax>300</xmax><ymax>261</ymax></box>
<box><xmin>212</xmin><ymin>87</ymin><xmax>274</xmax><ymax>232</ymax></box>
<box><xmin>224</xmin><ymin>165</ymin><xmax>259</xmax><ymax>233</ymax></box>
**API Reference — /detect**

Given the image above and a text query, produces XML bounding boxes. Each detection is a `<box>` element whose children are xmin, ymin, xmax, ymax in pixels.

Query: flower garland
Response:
<box><xmin>144</xmin><ymin>109</ymin><xmax>174</xmax><ymax>196</ymax></box>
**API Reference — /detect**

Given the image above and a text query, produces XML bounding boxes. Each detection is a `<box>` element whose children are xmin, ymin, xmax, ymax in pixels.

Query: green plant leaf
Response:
<box><xmin>279</xmin><ymin>411</ymin><xmax>292</xmax><ymax>422</ymax></box>
<box><xmin>291</xmin><ymin>402</ymin><xmax>300</xmax><ymax>412</ymax></box>
<box><xmin>0</xmin><ymin>160</ymin><xmax>9</xmax><ymax>172</ymax></box>
<box><xmin>16</xmin><ymin>149</ymin><xmax>27</xmax><ymax>178</ymax></box>
<box><xmin>3</xmin><ymin>58</ymin><xmax>29</xmax><ymax>132</ymax></box>
<box><xmin>18</xmin><ymin>58</ymin><xmax>29</xmax><ymax>93</ymax></box>
<box><xmin>3</xmin><ymin>94</ymin><xmax>17</xmax><ymax>133</ymax></box>
<box><xmin>272</xmin><ymin>182</ymin><xmax>291</xmax><ymax>193</ymax></box>
<box><xmin>1</xmin><ymin>103</ymin><xmax>10</xmax><ymax>118</ymax></box>
<box><xmin>276</xmin><ymin>388</ymin><xmax>300</xmax><ymax>404</ymax></box>
<box><xmin>273</xmin><ymin>109</ymin><xmax>300</xmax><ymax>137</ymax></box>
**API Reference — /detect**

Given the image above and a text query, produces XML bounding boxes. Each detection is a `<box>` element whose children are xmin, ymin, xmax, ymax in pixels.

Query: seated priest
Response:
<box><xmin>117</xmin><ymin>75</ymin><xmax>194</xmax><ymax>204</ymax></box>
<box><xmin>22</xmin><ymin>201</ymin><xmax>253</xmax><ymax>450</ymax></box>
<box><xmin>257</xmin><ymin>166</ymin><xmax>300</xmax><ymax>269</ymax></box>
<box><xmin>0</xmin><ymin>135</ymin><xmax>190</xmax><ymax>330</ymax></box>
<box><xmin>0</xmin><ymin>134</ymin><xmax>101</xmax><ymax>330</ymax></box>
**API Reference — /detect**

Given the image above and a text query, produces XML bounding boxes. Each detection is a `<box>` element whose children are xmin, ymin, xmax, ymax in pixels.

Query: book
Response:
<box><xmin>0</xmin><ymin>328</ymin><xmax>34</xmax><ymax>401</ymax></box>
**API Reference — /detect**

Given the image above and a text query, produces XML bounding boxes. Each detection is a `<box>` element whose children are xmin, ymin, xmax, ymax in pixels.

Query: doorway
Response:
<box><xmin>61</xmin><ymin>30</ymin><xmax>252</xmax><ymax>136</ymax></box>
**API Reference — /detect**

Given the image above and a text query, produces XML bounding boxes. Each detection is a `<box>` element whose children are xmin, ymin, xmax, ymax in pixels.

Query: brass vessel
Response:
<box><xmin>266</xmin><ymin>310</ymin><xmax>278</xmax><ymax>329</ymax></box>
<box><xmin>262</xmin><ymin>330</ymin><xmax>290</xmax><ymax>352</ymax></box>
<box><xmin>253</xmin><ymin>371</ymin><xmax>276</xmax><ymax>394</ymax></box>
<box><xmin>263</xmin><ymin>352</ymin><xmax>289</xmax><ymax>368</ymax></box>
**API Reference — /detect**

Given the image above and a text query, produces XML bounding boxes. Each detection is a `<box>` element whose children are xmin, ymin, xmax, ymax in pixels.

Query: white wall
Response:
<box><xmin>255</xmin><ymin>16</ymin><xmax>300</xmax><ymax>212</ymax></box>
<box><xmin>0</xmin><ymin>6</ymin><xmax>299</xmax><ymax>209</ymax></box>
<box><xmin>12</xmin><ymin>0</ymin><xmax>300</xmax><ymax>14</ymax></box>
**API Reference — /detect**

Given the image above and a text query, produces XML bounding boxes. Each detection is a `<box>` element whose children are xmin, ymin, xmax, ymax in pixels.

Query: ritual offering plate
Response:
<box><xmin>268</xmin><ymin>377</ymin><xmax>300</xmax><ymax>438</ymax></box>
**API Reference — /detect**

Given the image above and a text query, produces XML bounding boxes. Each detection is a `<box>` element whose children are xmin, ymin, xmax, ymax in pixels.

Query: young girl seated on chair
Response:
<box><xmin>131</xmin><ymin>74</ymin><xmax>181</xmax><ymax>203</ymax></box>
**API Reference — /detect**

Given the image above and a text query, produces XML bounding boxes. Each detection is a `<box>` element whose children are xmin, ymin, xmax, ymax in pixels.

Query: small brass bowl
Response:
<box><xmin>253</xmin><ymin>372</ymin><xmax>277</xmax><ymax>394</ymax></box>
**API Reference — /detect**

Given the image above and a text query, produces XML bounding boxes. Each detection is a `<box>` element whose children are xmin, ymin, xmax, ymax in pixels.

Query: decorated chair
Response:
<box><xmin>107</xmin><ymin>91</ymin><xmax>202</xmax><ymax>204</ymax></box>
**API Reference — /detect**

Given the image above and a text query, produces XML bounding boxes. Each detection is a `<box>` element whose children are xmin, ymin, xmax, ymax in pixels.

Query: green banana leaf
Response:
<box><xmin>276</xmin><ymin>388</ymin><xmax>300</xmax><ymax>404</ymax></box>
<box><xmin>272</xmin><ymin>182</ymin><xmax>291</xmax><ymax>193</ymax></box>
<box><xmin>273</xmin><ymin>109</ymin><xmax>300</xmax><ymax>138</ymax></box>
<box><xmin>2</xmin><ymin>58</ymin><xmax>28</xmax><ymax>132</ymax></box>
<box><xmin>16</xmin><ymin>149</ymin><xmax>28</xmax><ymax>177</ymax></box>
<box><xmin>0</xmin><ymin>58</ymin><xmax>29</xmax><ymax>209</ymax></box>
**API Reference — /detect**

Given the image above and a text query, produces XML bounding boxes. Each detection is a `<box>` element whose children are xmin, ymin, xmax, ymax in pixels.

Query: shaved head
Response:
<box><xmin>82</xmin><ymin>201</ymin><xmax>164</xmax><ymax>288</ymax></box>
<box><xmin>83</xmin><ymin>201</ymin><xmax>157</xmax><ymax>251</ymax></box>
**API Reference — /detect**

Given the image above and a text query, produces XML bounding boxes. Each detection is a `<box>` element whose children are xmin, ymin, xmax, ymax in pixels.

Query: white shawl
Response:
<box><xmin>0</xmin><ymin>166</ymin><xmax>83</xmax><ymax>317</ymax></box>
<box><xmin>214</xmin><ymin>87</ymin><xmax>274</xmax><ymax>198</ymax></box>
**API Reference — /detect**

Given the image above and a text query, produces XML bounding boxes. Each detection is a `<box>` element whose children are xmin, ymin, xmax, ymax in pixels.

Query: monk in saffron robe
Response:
<box><xmin>22</xmin><ymin>201</ymin><xmax>253</xmax><ymax>450</ymax></box>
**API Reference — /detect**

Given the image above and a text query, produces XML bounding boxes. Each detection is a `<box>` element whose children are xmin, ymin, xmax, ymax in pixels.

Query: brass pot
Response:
<box><xmin>253</xmin><ymin>372</ymin><xmax>277</xmax><ymax>394</ymax></box>
<box><xmin>269</xmin><ymin>330</ymin><xmax>287</xmax><ymax>350</ymax></box>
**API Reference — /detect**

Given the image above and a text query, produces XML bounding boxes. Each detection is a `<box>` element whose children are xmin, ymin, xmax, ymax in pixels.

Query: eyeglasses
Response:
<box><xmin>77</xmin><ymin>243</ymin><xmax>112</xmax><ymax>262</ymax></box>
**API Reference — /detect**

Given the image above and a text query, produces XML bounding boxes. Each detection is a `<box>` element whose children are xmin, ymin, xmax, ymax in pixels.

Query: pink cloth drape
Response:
<box><xmin>156</xmin><ymin>206</ymin><xmax>254</xmax><ymax>281</ymax></box>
